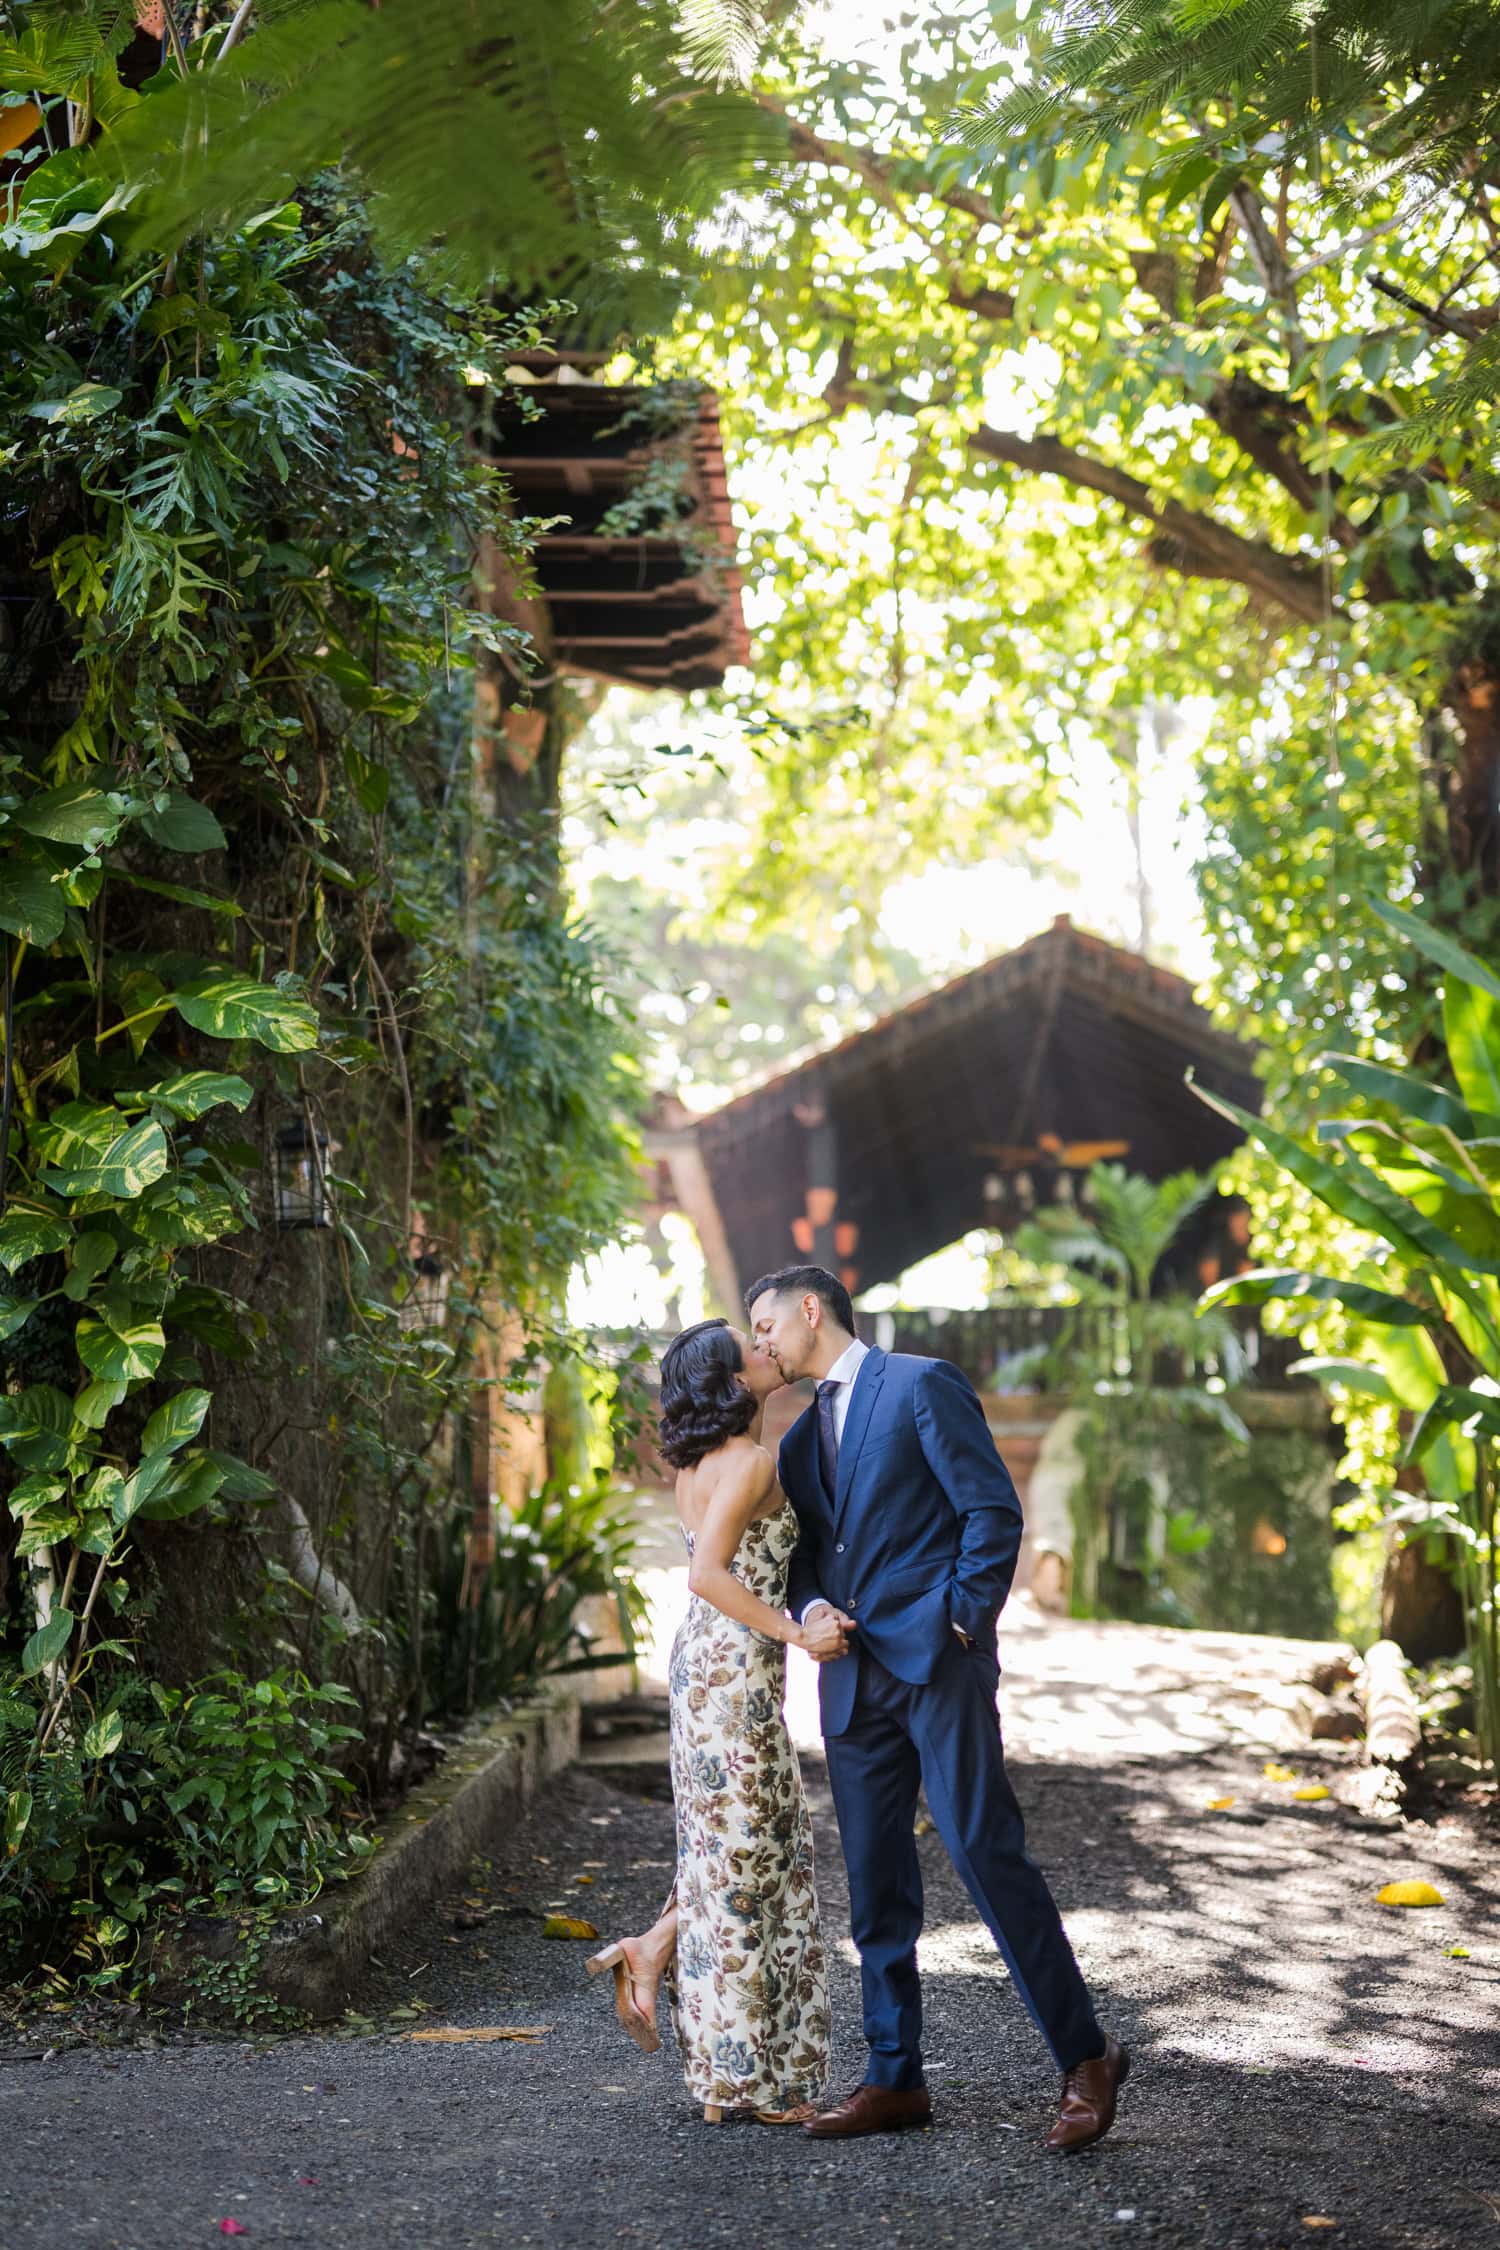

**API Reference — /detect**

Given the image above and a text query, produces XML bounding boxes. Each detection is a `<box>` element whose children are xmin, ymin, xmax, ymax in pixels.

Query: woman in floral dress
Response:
<box><xmin>586</xmin><ymin>1319</ymin><xmax>841</xmax><ymax>2123</ymax></box>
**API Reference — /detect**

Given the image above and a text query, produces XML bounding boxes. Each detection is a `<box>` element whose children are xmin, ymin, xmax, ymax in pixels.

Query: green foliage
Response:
<box><xmin>961</xmin><ymin>0</ymin><xmax>1500</xmax><ymax>451</ymax></box>
<box><xmin>425</xmin><ymin>1472</ymin><xmax>645</xmax><ymax>1718</ymax></box>
<box><xmin>1011</xmin><ymin>1162</ymin><xmax>1251</xmax><ymax>1614</ymax></box>
<box><xmin>0</xmin><ymin>1662</ymin><xmax>367</xmax><ymax>1983</ymax></box>
<box><xmin>964</xmin><ymin>0</ymin><xmax>1500</xmax><ymax>215</ymax></box>
<box><xmin>0</xmin><ymin>52</ymin><xmax>644</xmax><ymax>1990</ymax></box>
<box><xmin>596</xmin><ymin>2</ymin><xmax>1495</xmax><ymax>1101</ymax></box>
<box><xmin>10</xmin><ymin>0</ymin><xmax>782</xmax><ymax>327</ymax></box>
<box><xmin>1202</xmin><ymin>901</ymin><xmax>1500</xmax><ymax>1762</ymax></box>
<box><xmin>1147</xmin><ymin>1421</ymin><xmax>1338</xmax><ymax>1639</ymax></box>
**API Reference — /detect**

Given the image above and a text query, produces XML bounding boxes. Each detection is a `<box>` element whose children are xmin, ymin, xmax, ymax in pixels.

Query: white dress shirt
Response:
<box><xmin>819</xmin><ymin>1335</ymin><xmax>870</xmax><ymax>1444</ymax></box>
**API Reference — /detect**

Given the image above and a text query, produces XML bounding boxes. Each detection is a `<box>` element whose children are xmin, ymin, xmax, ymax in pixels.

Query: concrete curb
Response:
<box><xmin>152</xmin><ymin>1686</ymin><xmax>581</xmax><ymax>2021</ymax></box>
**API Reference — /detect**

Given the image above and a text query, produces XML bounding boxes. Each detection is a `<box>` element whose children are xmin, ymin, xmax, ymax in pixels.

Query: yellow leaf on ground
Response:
<box><xmin>1377</xmin><ymin>1880</ymin><xmax>1444</xmax><ymax>1908</ymax></box>
<box><xmin>541</xmin><ymin>1914</ymin><xmax>599</xmax><ymax>1940</ymax></box>
<box><xmin>1302</xmin><ymin>2219</ymin><xmax>1339</xmax><ymax>2230</ymax></box>
<box><xmin>1293</xmin><ymin>1784</ymin><xmax>1330</xmax><ymax>1802</ymax></box>
<box><xmin>408</xmin><ymin>2026</ymin><xmax>550</xmax><ymax>2044</ymax></box>
<box><xmin>1206</xmin><ymin>1796</ymin><xmax>1235</xmax><ymax>1811</ymax></box>
<box><xmin>1263</xmin><ymin>1763</ymin><xmax>1297</xmax><ymax>1783</ymax></box>
<box><xmin>1445</xmin><ymin>1944</ymin><xmax>1471</xmax><ymax>1959</ymax></box>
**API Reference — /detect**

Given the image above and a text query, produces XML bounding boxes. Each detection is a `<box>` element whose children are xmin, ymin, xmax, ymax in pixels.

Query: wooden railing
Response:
<box><xmin>607</xmin><ymin>1304</ymin><xmax>1310</xmax><ymax>1401</ymax></box>
<box><xmin>872</xmin><ymin>1303</ymin><xmax>1308</xmax><ymax>1394</ymax></box>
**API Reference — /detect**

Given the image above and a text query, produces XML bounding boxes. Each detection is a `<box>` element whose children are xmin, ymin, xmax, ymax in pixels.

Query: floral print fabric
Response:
<box><xmin>665</xmin><ymin>1496</ymin><xmax>832</xmax><ymax>2110</ymax></box>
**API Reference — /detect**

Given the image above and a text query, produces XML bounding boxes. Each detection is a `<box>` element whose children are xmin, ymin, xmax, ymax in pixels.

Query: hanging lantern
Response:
<box><xmin>273</xmin><ymin>1116</ymin><xmax>331</xmax><ymax>1230</ymax></box>
<box><xmin>399</xmin><ymin>1251</ymin><xmax>450</xmax><ymax>1332</ymax></box>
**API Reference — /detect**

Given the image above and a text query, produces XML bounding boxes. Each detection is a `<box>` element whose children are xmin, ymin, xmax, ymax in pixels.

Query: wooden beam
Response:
<box><xmin>652</xmin><ymin>1131</ymin><xmax>743</xmax><ymax>1319</ymax></box>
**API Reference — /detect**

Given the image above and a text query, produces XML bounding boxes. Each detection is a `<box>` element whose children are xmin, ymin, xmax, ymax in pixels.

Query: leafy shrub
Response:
<box><xmin>425</xmin><ymin>1475</ymin><xmax>645</xmax><ymax>1718</ymax></box>
<box><xmin>0</xmin><ymin>1665</ymin><xmax>369</xmax><ymax>1985</ymax></box>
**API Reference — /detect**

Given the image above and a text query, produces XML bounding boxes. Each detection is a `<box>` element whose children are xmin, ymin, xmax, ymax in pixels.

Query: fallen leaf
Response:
<box><xmin>1444</xmin><ymin>1944</ymin><xmax>1471</xmax><ymax>1959</ymax></box>
<box><xmin>1377</xmin><ymin>1880</ymin><xmax>1445</xmax><ymax>1908</ymax></box>
<box><xmin>914</xmin><ymin>1816</ymin><xmax>933</xmax><ymax>1836</ymax></box>
<box><xmin>1206</xmin><ymin>1796</ymin><xmax>1235</xmax><ymax>1811</ymax></box>
<box><xmin>217</xmin><ymin>2226</ymin><xmax>249</xmax><ymax>2239</ymax></box>
<box><xmin>1293</xmin><ymin>1784</ymin><xmax>1329</xmax><ymax>1802</ymax></box>
<box><xmin>574</xmin><ymin>1873</ymin><xmax>595</xmax><ymax>1884</ymax></box>
<box><xmin>408</xmin><ymin>2025</ymin><xmax>551</xmax><ymax>2044</ymax></box>
<box><xmin>541</xmin><ymin>1914</ymin><xmax>598</xmax><ymax>1940</ymax></box>
<box><xmin>1264</xmin><ymin>1763</ymin><xmax>1297</xmax><ymax>1783</ymax></box>
<box><xmin>1302</xmin><ymin>2220</ymin><xmax>1338</xmax><ymax>2231</ymax></box>
<box><xmin>296</xmin><ymin>2177</ymin><xmax>319</xmax><ymax>2186</ymax></box>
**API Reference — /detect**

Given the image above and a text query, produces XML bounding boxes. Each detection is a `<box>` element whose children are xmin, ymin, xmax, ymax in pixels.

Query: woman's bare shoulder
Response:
<box><xmin>707</xmin><ymin>1433</ymin><xmax>775</xmax><ymax>1482</ymax></box>
<box><xmin>676</xmin><ymin>1434</ymin><xmax>772</xmax><ymax>1495</ymax></box>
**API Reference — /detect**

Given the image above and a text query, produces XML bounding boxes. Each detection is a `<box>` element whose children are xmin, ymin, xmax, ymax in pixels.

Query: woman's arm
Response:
<box><xmin>687</xmin><ymin>1450</ymin><xmax>820</xmax><ymax>1649</ymax></box>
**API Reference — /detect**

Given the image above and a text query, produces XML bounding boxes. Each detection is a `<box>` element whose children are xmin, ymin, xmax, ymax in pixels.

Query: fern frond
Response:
<box><xmin>83</xmin><ymin>0</ymin><xmax>783</xmax><ymax>322</ymax></box>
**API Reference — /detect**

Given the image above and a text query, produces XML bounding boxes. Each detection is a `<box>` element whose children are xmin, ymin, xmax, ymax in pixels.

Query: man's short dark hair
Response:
<box><xmin>745</xmin><ymin>1263</ymin><xmax>855</xmax><ymax>1337</ymax></box>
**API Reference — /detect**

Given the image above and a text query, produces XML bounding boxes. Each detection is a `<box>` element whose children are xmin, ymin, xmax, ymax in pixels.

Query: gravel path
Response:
<box><xmin>3</xmin><ymin>1616</ymin><xmax>1497</xmax><ymax>2250</ymax></box>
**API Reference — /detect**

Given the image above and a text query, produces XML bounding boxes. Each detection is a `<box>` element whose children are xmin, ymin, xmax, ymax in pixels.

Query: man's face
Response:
<box><xmin>749</xmin><ymin>1288</ymin><xmax>818</xmax><ymax>1382</ymax></box>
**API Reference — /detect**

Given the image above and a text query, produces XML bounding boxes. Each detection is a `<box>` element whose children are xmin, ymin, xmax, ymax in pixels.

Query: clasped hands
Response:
<box><xmin>796</xmin><ymin>1601</ymin><xmax>855</xmax><ymax>1662</ymax></box>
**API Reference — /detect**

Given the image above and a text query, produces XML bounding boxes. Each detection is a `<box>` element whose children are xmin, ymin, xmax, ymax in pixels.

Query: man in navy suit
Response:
<box><xmin>747</xmin><ymin>1263</ymin><xmax>1129</xmax><ymax>2150</ymax></box>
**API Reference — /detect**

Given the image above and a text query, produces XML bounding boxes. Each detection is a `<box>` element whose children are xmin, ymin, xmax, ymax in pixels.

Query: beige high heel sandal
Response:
<box><xmin>584</xmin><ymin>1940</ymin><xmax>661</xmax><ymax>2055</ymax></box>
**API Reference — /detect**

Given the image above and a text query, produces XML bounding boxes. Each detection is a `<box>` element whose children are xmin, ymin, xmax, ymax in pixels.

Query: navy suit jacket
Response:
<box><xmin>778</xmin><ymin>1347</ymin><xmax>1024</xmax><ymax>1737</ymax></box>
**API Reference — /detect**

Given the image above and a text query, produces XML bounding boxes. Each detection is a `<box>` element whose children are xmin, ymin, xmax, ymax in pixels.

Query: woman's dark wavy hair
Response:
<box><xmin>657</xmin><ymin>1317</ymin><xmax>756</xmax><ymax>1470</ymax></box>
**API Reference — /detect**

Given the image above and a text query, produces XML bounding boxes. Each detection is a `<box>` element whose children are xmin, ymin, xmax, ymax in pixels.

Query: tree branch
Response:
<box><xmin>1205</xmin><ymin>374</ymin><xmax>1337</xmax><ymax>525</ymax></box>
<box><xmin>1229</xmin><ymin>184</ymin><xmax>1305</xmax><ymax>367</ymax></box>
<box><xmin>967</xmin><ymin>422</ymin><xmax>1327</xmax><ymax>623</ymax></box>
<box><xmin>757</xmin><ymin>91</ymin><xmax>1013</xmax><ymax>234</ymax></box>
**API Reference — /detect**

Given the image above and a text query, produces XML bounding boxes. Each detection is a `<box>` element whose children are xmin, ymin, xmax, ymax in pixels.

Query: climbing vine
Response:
<box><xmin>0</xmin><ymin>140</ymin><xmax>640</xmax><ymax>1984</ymax></box>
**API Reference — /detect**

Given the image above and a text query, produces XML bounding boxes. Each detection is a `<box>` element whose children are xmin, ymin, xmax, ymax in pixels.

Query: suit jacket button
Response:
<box><xmin>835</xmin><ymin>1541</ymin><xmax>845</xmax><ymax>1553</ymax></box>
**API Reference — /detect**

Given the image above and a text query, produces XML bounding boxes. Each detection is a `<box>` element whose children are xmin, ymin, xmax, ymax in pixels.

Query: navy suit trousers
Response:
<box><xmin>822</xmin><ymin>1640</ymin><xmax>1102</xmax><ymax>2087</ymax></box>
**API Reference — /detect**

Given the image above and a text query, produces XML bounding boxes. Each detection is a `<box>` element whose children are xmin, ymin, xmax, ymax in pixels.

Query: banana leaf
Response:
<box><xmin>1369</xmin><ymin>897</ymin><xmax>1500</xmax><ymax>1004</ymax></box>
<box><xmin>1199</xmin><ymin>1265</ymin><xmax>1428</xmax><ymax>1326</ymax></box>
<box><xmin>1314</xmin><ymin>1050</ymin><xmax>1494</xmax><ymax>1135</ymax></box>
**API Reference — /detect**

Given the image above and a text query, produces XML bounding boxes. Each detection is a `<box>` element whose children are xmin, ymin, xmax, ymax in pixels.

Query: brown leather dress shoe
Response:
<box><xmin>1046</xmin><ymin>2036</ymin><xmax>1130</xmax><ymax>2153</ymax></box>
<box><xmin>803</xmin><ymin>2083</ymin><xmax>933</xmax><ymax>2138</ymax></box>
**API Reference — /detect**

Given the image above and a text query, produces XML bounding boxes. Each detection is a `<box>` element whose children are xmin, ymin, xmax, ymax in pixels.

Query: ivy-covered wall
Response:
<box><xmin>0</xmin><ymin>168</ymin><xmax>642</xmax><ymax>1986</ymax></box>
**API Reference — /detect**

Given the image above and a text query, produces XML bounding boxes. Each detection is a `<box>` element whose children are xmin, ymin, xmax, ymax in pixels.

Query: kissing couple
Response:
<box><xmin>586</xmin><ymin>1262</ymin><xmax>1129</xmax><ymax>2148</ymax></box>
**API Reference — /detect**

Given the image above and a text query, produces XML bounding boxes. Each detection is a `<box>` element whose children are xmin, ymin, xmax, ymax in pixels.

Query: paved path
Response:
<box><xmin>4</xmin><ymin>1611</ymin><xmax>1498</xmax><ymax>2250</ymax></box>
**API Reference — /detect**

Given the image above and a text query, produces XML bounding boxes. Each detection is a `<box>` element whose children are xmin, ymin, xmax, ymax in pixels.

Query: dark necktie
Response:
<box><xmin>816</xmin><ymin>1378</ymin><xmax>841</xmax><ymax>1503</ymax></box>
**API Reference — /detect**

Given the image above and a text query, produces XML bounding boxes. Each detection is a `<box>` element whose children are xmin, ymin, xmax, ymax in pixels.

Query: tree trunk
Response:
<box><xmin>1439</xmin><ymin>656</ymin><xmax>1500</xmax><ymax>889</ymax></box>
<box><xmin>1381</xmin><ymin>1532</ymin><xmax>1466</xmax><ymax>1663</ymax></box>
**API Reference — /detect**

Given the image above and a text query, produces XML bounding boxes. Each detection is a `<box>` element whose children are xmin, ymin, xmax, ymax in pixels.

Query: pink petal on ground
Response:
<box><xmin>216</xmin><ymin>2224</ymin><xmax>249</xmax><ymax>2237</ymax></box>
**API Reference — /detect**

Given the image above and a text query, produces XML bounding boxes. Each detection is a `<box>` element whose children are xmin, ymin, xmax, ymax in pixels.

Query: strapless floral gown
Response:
<box><xmin>664</xmin><ymin>1496</ymin><xmax>831</xmax><ymax>2110</ymax></box>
